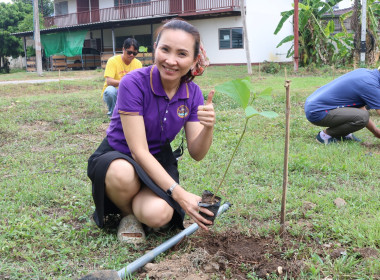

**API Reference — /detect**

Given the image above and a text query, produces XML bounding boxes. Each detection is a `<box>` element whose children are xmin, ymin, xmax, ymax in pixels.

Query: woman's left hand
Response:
<box><xmin>197</xmin><ymin>90</ymin><xmax>215</xmax><ymax>128</ymax></box>
<box><xmin>173</xmin><ymin>187</ymin><xmax>214</xmax><ymax>230</ymax></box>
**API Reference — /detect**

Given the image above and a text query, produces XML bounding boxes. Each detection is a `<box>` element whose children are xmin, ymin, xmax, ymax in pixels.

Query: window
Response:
<box><xmin>134</xmin><ymin>34</ymin><xmax>152</xmax><ymax>52</ymax></box>
<box><xmin>116</xmin><ymin>36</ymin><xmax>131</xmax><ymax>49</ymax></box>
<box><xmin>116</xmin><ymin>35</ymin><xmax>152</xmax><ymax>52</ymax></box>
<box><xmin>114</xmin><ymin>0</ymin><xmax>150</xmax><ymax>6</ymax></box>
<box><xmin>219</xmin><ymin>28</ymin><xmax>243</xmax><ymax>49</ymax></box>
<box><xmin>114</xmin><ymin>0</ymin><xmax>130</xmax><ymax>6</ymax></box>
<box><xmin>55</xmin><ymin>1</ymin><xmax>68</xmax><ymax>16</ymax></box>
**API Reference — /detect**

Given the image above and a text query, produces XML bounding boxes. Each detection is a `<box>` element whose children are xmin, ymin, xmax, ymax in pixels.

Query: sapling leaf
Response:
<box><xmin>245</xmin><ymin>106</ymin><xmax>259</xmax><ymax>118</ymax></box>
<box><xmin>256</xmin><ymin>87</ymin><xmax>273</xmax><ymax>102</ymax></box>
<box><xmin>215</xmin><ymin>78</ymin><xmax>250</xmax><ymax>109</ymax></box>
<box><xmin>241</xmin><ymin>77</ymin><xmax>255</xmax><ymax>92</ymax></box>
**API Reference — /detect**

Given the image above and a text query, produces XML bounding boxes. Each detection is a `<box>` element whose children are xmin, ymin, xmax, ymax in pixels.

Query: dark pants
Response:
<box><xmin>312</xmin><ymin>107</ymin><xmax>369</xmax><ymax>137</ymax></box>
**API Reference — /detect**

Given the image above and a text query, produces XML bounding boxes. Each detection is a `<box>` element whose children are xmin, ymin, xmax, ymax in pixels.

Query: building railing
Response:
<box><xmin>44</xmin><ymin>0</ymin><xmax>240</xmax><ymax>28</ymax></box>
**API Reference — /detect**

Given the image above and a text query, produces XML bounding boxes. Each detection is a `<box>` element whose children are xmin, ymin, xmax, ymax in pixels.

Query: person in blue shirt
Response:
<box><xmin>304</xmin><ymin>68</ymin><xmax>380</xmax><ymax>144</ymax></box>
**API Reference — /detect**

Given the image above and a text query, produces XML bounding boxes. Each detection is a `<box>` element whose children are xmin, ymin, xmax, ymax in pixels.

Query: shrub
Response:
<box><xmin>261</xmin><ymin>61</ymin><xmax>281</xmax><ymax>74</ymax></box>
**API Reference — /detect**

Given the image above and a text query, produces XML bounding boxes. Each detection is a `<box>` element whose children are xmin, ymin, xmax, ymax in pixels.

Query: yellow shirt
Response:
<box><xmin>101</xmin><ymin>55</ymin><xmax>142</xmax><ymax>96</ymax></box>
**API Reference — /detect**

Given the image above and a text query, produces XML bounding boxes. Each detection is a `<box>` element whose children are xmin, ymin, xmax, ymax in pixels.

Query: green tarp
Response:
<box><xmin>41</xmin><ymin>30</ymin><xmax>88</xmax><ymax>57</ymax></box>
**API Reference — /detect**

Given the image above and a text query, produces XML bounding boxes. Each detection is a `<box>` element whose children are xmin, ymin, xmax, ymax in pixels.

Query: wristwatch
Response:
<box><xmin>166</xmin><ymin>182</ymin><xmax>178</xmax><ymax>197</ymax></box>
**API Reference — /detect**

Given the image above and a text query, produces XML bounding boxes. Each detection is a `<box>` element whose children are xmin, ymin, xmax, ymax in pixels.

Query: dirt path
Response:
<box><xmin>0</xmin><ymin>77</ymin><xmax>94</xmax><ymax>85</ymax></box>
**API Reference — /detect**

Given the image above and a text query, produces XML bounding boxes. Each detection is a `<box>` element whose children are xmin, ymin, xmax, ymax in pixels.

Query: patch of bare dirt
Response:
<box><xmin>138</xmin><ymin>230</ymin><xmax>310</xmax><ymax>279</ymax></box>
<box><xmin>361</xmin><ymin>142</ymin><xmax>380</xmax><ymax>155</ymax></box>
<box><xmin>354</xmin><ymin>247</ymin><xmax>379</xmax><ymax>259</ymax></box>
<box><xmin>0</xmin><ymin>83</ymin><xmax>99</xmax><ymax>97</ymax></box>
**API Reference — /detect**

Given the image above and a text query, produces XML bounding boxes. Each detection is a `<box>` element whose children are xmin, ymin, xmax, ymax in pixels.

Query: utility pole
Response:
<box><xmin>241</xmin><ymin>0</ymin><xmax>252</xmax><ymax>75</ymax></box>
<box><xmin>293</xmin><ymin>0</ymin><xmax>299</xmax><ymax>72</ymax></box>
<box><xmin>33</xmin><ymin>0</ymin><xmax>43</xmax><ymax>76</ymax></box>
<box><xmin>360</xmin><ymin>0</ymin><xmax>367</xmax><ymax>65</ymax></box>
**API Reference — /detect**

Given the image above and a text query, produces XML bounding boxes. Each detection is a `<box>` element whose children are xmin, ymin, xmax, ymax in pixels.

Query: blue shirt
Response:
<box><xmin>107</xmin><ymin>65</ymin><xmax>204</xmax><ymax>155</ymax></box>
<box><xmin>304</xmin><ymin>69</ymin><xmax>380</xmax><ymax>122</ymax></box>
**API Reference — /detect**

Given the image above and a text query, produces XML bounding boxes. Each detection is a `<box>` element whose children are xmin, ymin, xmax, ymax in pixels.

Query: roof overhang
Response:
<box><xmin>12</xmin><ymin>10</ymin><xmax>241</xmax><ymax>37</ymax></box>
<box><xmin>12</xmin><ymin>15</ymin><xmax>176</xmax><ymax>37</ymax></box>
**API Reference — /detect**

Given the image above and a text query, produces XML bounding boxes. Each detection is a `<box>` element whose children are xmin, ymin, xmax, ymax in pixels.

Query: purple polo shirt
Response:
<box><xmin>106</xmin><ymin>65</ymin><xmax>204</xmax><ymax>155</ymax></box>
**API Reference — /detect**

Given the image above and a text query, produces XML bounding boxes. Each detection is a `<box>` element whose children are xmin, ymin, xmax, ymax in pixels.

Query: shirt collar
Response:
<box><xmin>150</xmin><ymin>65</ymin><xmax>189</xmax><ymax>100</ymax></box>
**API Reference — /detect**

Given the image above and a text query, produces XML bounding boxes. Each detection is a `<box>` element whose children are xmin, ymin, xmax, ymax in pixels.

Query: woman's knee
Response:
<box><xmin>142</xmin><ymin>205</ymin><xmax>173</xmax><ymax>228</ymax></box>
<box><xmin>133</xmin><ymin>194</ymin><xmax>173</xmax><ymax>228</ymax></box>
<box><xmin>105</xmin><ymin>159</ymin><xmax>139</xmax><ymax>192</ymax></box>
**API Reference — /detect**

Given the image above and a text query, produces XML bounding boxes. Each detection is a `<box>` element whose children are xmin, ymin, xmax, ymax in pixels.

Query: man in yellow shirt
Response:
<box><xmin>102</xmin><ymin>38</ymin><xmax>143</xmax><ymax>116</ymax></box>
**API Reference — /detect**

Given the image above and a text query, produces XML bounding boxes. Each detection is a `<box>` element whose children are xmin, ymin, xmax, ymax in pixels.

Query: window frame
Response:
<box><xmin>55</xmin><ymin>1</ymin><xmax>68</xmax><ymax>16</ymax></box>
<box><xmin>218</xmin><ymin>27</ymin><xmax>244</xmax><ymax>50</ymax></box>
<box><xmin>114</xmin><ymin>0</ymin><xmax>150</xmax><ymax>6</ymax></box>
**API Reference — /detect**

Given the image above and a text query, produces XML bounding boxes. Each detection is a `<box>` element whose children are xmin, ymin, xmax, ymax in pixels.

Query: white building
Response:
<box><xmin>13</xmin><ymin>0</ymin><xmax>294</xmax><ymax>68</ymax></box>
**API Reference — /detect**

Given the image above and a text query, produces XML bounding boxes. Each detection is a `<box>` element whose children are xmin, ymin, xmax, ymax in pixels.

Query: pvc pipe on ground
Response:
<box><xmin>118</xmin><ymin>202</ymin><xmax>231</xmax><ymax>279</ymax></box>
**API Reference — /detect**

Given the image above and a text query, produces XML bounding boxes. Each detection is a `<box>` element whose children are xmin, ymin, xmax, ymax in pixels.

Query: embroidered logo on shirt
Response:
<box><xmin>177</xmin><ymin>105</ymin><xmax>189</xmax><ymax>118</ymax></box>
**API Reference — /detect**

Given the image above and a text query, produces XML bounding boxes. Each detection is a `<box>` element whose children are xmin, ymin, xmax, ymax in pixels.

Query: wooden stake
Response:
<box><xmin>258</xmin><ymin>63</ymin><xmax>261</xmax><ymax>79</ymax></box>
<box><xmin>59</xmin><ymin>69</ymin><xmax>61</xmax><ymax>91</ymax></box>
<box><xmin>280</xmin><ymin>77</ymin><xmax>291</xmax><ymax>236</ymax></box>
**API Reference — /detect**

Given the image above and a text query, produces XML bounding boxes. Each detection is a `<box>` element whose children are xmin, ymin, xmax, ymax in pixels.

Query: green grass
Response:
<box><xmin>0</xmin><ymin>66</ymin><xmax>379</xmax><ymax>279</ymax></box>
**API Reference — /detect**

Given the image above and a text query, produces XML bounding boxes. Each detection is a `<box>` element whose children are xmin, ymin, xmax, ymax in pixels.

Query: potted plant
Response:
<box><xmin>200</xmin><ymin>76</ymin><xmax>278</xmax><ymax>222</ymax></box>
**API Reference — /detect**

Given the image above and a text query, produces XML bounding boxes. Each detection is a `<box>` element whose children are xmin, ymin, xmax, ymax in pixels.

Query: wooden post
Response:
<box><xmin>23</xmin><ymin>37</ymin><xmax>27</xmax><ymax>71</ymax></box>
<box><xmin>280</xmin><ymin>70</ymin><xmax>291</xmax><ymax>236</ymax></box>
<box><xmin>241</xmin><ymin>0</ymin><xmax>252</xmax><ymax>75</ymax></box>
<box><xmin>33</xmin><ymin>0</ymin><xmax>43</xmax><ymax>76</ymax></box>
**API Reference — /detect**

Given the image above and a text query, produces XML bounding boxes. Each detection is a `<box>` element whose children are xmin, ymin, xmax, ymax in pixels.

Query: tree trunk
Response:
<box><xmin>241</xmin><ymin>0</ymin><xmax>252</xmax><ymax>75</ymax></box>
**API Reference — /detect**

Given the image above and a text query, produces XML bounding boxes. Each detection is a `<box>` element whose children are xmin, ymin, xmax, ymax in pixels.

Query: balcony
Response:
<box><xmin>44</xmin><ymin>0</ymin><xmax>241</xmax><ymax>28</ymax></box>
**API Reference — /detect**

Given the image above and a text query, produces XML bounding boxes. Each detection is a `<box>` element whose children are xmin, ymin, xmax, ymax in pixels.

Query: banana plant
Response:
<box><xmin>212</xmin><ymin>77</ymin><xmax>278</xmax><ymax>200</ymax></box>
<box><xmin>274</xmin><ymin>0</ymin><xmax>353</xmax><ymax>66</ymax></box>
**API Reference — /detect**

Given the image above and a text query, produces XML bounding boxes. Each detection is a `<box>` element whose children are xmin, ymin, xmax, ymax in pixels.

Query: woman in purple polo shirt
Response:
<box><xmin>87</xmin><ymin>19</ymin><xmax>215</xmax><ymax>243</ymax></box>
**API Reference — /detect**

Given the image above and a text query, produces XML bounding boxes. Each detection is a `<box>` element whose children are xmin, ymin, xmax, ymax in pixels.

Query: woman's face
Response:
<box><xmin>154</xmin><ymin>29</ymin><xmax>197</xmax><ymax>84</ymax></box>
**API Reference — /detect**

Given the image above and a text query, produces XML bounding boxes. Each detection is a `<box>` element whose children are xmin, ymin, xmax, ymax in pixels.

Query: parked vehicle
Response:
<box><xmin>66</xmin><ymin>48</ymin><xmax>101</xmax><ymax>70</ymax></box>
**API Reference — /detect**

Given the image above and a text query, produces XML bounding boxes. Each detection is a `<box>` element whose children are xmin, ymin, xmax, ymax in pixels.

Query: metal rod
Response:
<box><xmin>118</xmin><ymin>202</ymin><xmax>231</xmax><ymax>279</ymax></box>
<box><xmin>360</xmin><ymin>0</ymin><xmax>367</xmax><ymax>64</ymax></box>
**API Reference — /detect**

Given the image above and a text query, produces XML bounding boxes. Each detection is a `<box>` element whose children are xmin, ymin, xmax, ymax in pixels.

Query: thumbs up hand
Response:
<box><xmin>197</xmin><ymin>90</ymin><xmax>215</xmax><ymax>128</ymax></box>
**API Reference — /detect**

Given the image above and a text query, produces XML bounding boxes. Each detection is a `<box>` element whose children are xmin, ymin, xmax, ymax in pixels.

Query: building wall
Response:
<box><xmin>246</xmin><ymin>0</ymin><xmax>293</xmax><ymax>63</ymax></box>
<box><xmin>189</xmin><ymin>0</ymin><xmax>293</xmax><ymax>64</ymax></box>
<box><xmin>192</xmin><ymin>17</ymin><xmax>245</xmax><ymax>65</ymax></box>
<box><xmin>8</xmin><ymin>56</ymin><xmax>25</xmax><ymax>69</ymax></box>
<box><xmin>337</xmin><ymin>0</ymin><xmax>353</xmax><ymax>9</ymax></box>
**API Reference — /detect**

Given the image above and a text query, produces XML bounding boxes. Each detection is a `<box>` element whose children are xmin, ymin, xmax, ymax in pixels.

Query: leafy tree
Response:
<box><xmin>0</xmin><ymin>1</ymin><xmax>47</xmax><ymax>73</ymax></box>
<box><xmin>274</xmin><ymin>0</ymin><xmax>353</xmax><ymax>67</ymax></box>
<box><xmin>0</xmin><ymin>2</ymin><xmax>29</xmax><ymax>72</ymax></box>
<box><xmin>14</xmin><ymin>0</ymin><xmax>54</xmax><ymax>17</ymax></box>
<box><xmin>18</xmin><ymin>11</ymin><xmax>46</xmax><ymax>32</ymax></box>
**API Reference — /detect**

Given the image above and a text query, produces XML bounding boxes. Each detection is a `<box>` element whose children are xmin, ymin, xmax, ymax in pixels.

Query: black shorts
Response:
<box><xmin>87</xmin><ymin>137</ymin><xmax>185</xmax><ymax>229</ymax></box>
